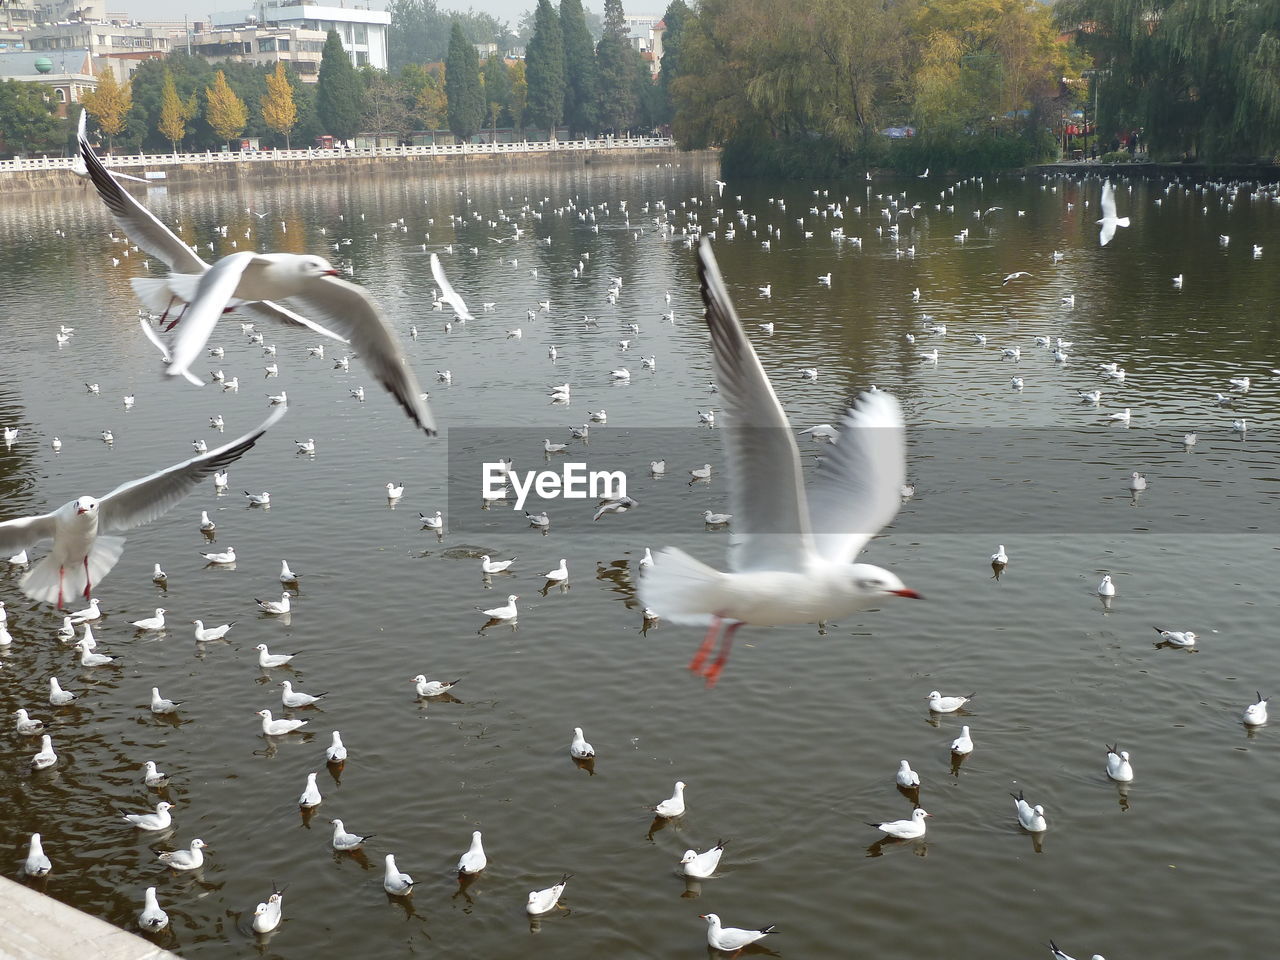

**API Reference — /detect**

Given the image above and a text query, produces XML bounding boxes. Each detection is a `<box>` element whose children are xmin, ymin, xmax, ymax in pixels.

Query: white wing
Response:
<box><xmin>287</xmin><ymin>276</ymin><xmax>436</xmax><ymax>435</ymax></box>
<box><xmin>0</xmin><ymin>511</ymin><xmax>59</xmax><ymax>555</ymax></box>
<box><xmin>237</xmin><ymin>299</ymin><xmax>350</xmax><ymax>342</ymax></box>
<box><xmin>1100</xmin><ymin>180</ymin><xmax>1117</xmax><ymax>221</ymax></box>
<box><xmin>1099</xmin><ymin>221</ymin><xmax>1117</xmax><ymax>246</ymax></box>
<box><xmin>79</xmin><ymin>122</ymin><xmax>207</xmax><ymax>274</ymax></box>
<box><xmin>166</xmin><ymin>252</ymin><xmax>260</xmax><ymax>379</ymax></box>
<box><xmin>430</xmin><ymin>254</ymin><xmax>474</xmax><ymax>320</ymax></box>
<box><xmin>697</xmin><ymin>238</ymin><xmax>813</xmax><ymax>573</ymax></box>
<box><xmin>806</xmin><ymin>391</ymin><xmax>906</xmax><ymax>564</ymax></box>
<box><xmin>98</xmin><ymin>405</ymin><xmax>286</xmax><ymax>533</ymax></box>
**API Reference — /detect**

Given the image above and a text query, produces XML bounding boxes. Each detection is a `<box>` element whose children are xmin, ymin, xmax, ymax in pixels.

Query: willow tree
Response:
<box><xmin>1057</xmin><ymin>0</ymin><xmax>1280</xmax><ymax>160</ymax></box>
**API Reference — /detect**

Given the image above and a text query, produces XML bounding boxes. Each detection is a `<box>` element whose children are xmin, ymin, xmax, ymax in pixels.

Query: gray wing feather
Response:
<box><xmin>79</xmin><ymin>127</ymin><xmax>207</xmax><ymax>274</ymax></box>
<box><xmin>697</xmin><ymin>238</ymin><xmax>812</xmax><ymax>573</ymax></box>
<box><xmin>287</xmin><ymin>276</ymin><xmax>436</xmax><ymax>435</ymax></box>
<box><xmin>98</xmin><ymin>405</ymin><xmax>287</xmax><ymax>533</ymax></box>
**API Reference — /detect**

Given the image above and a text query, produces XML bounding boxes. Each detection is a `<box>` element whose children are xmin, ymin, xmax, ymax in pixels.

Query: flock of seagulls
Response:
<box><xmin>1</xmin><ymin>122</ymin><xmax>1276</xmax><ymax>958</ymax></box>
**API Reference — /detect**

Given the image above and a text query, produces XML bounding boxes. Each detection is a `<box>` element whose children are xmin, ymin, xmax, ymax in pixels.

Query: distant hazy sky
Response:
<box><xmin>116</xmin><ymin>0</ymin><xmax>604</xmax><ymax>28</ymax></box>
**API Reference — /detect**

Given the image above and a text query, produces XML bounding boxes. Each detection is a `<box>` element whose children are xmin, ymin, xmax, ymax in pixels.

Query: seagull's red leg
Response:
<box><xmin>163</xmin><ymin>300</ymin><xmax>187</xmax><ymax>332</ymax></box>
<box><xmin>689</xmin><ymin>616</ymin><xmax>722</xmax><ymax>673</ymax></box>
<box><xmin>57</xmin><ymin>567</ymin><xmax>65</xmax><ymax>610</ymax></box>
<box><xmin>83</xmin><ymin>556</ymin><xmax>92</xmax><ymax>598</ymax></box>
<box><xmin>702</xmin><ymin>622</ymin><xmax>744</xmax><ymax>688</ymax></box>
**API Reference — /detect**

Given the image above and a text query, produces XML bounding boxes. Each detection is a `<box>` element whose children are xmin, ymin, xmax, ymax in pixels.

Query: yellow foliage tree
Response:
<box><xmin>158</xmin><ymin>71</ymin><xmax>187</xmax><ymax>152</ymax></box>
<box><xmin>81</xmin><ymin>68</ymin><xmax>132</xmax><ymax>151</ymax></box>
<box><xmin>508</xmin><ymin>59</ymin><xmax>527</xmax><ymax>132</ymax></box>
<box><xmin>260</xmin><ymin>62</ymin><xmax>297</xmax><ymax>148</ymax></box>
<box><xmin>205</xmin><ymin>69</ymin><xmax>248</xmax><ymax>143</ymax></box>
<box><xmin>413</xmin><ymin>63</ymin><xmax>448</xmax><ymax>131</ymax></box>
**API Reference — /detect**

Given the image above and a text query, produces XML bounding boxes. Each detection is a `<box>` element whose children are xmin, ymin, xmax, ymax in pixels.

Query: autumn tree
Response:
<box><xmin>508</xmin><ymin>59</ymin><xmax>528</xmax><ymax>131</ymax></box>
<box><xmin>81</xmin><ymin>68</ymin><xmax>132</xmax><ymax>151</ymax></box>
<box><xmin>260</xmin><ymin>61</ymin><xmax>297</xmax><ymax>148</ymax></box>
<box><xmin>402</xmin><ymin>62</ymin><xmax>448</xmax><ymax>131</ymax></box>
<box><xmin>157</xmin><ymin>70</ymin><xmax>189</xmax><ymax>152</ymax></box>
<box><xmin>205</xmin><ymin>69</ymin><xmax>248</xmax><ymax>143</ymax></box>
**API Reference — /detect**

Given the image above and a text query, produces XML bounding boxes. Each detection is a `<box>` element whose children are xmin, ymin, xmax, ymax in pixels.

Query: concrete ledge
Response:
<box><xmin>0</xmin><ymin>876</ymin><xmax>182</xmax><ymax>960</ymax></box>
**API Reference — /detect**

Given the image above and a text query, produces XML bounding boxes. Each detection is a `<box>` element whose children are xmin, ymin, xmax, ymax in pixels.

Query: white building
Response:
<box><xmin>211</xmin><ymin>1</ymin><xmax>389</xmax><ymax>70</ymax></box>
<box><xmin>191</xmin><ymin>24</ymin><xmax>328</xmax><ymax>80</ymax></box>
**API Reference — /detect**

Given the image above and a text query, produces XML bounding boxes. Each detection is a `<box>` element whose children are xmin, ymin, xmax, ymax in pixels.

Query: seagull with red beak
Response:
<box><xmin>640</xmin><ymin>240</ymin><xmax>921</xmax><ymax>686</ymax></box>
<box><xmin>0</xmin><ymin>407</ymin><xmax>285</xmax><ymax>608</ymax></box>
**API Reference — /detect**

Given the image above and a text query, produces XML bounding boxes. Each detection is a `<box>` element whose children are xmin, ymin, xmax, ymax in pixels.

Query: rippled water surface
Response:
<box><xmin>2</xmin><ymin>158</ymin><xmax>1279</xmax><ymax>960</ymax></box>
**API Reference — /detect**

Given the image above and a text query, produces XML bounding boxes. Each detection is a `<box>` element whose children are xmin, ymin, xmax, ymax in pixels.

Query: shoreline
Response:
<box><xmin>0</xmin><ymin>141</ymin><xmax>695</xmax><ymax>195</ymax></box>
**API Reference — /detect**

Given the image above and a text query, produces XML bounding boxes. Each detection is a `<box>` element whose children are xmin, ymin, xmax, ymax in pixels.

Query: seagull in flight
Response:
<box><xmin>0</xmin><ymin>407</ymin><xmax>285</xmax><ymax>607</ymax></box>
<box><xmin>640</xmin><ymin>240</ymin><xmax>921</xmax><ymax>686</ymax></box>
<box><xmin>1097</xmin><ymin>180</ymin><xmax>1130</xmax><ymax>246</ymax></box>
<box><xmin>1001</xmin><ymin>271</ymin><xmax>1032</xmax><ymax>285</ymax></box>
<box><xmin>79</xmin><ymin>127</ymin><xmax>435</xmax><ymax>435</ymax></box>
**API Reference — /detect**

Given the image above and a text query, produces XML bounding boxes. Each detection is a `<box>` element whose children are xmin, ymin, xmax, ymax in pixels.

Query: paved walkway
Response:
<box><xmin>0</xmin><ymin>876</ymin><xmax>182</xmax><ymax>960</ymax></box>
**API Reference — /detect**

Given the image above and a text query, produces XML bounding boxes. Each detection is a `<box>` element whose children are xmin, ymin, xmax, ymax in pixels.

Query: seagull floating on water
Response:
<box><xmin>867</xmin><ymin>807</ymin><xmax>929</xmax><ymax>839</ymax></box>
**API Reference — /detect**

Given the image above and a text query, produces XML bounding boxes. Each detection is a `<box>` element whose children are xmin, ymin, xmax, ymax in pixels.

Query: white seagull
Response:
<box><xmin>192</xmin><ymin>619</ymin><xmax>235</xmax><ymax>642</ymax></box>
<box><xmin>640</xmin><ymin>241</ymin><xmax>920</xmax><ymax>684</ymax></box>
<box><xmin>298</xmin><ymin>771</ymin><xmax>323</xmax><ymax>807</ymax></box>
<box><xmin>1242</xmin><ymin>693</ymin><xmax>1268</xmax><ymax>726</ymax></box>
<box><xmin>1105</xmin><ymin>744</ymin><xmax>1133</xmax><ymax>782</ymax></box>
<box><xmin>1152</xmin><ymin>625</ymin><xmax>1196</xmax><ymax>647</ymax></box>
<box><xmin>281</xmin><ymin>680</ymin><xmax>326</xmax><ymax>707</ymax></box>
<box><xmin>570</xmin><ymin>726</ymin><xmax>595</xmax><ymax>759</ymax></box>
<box><xmin>867</xmin><ymin>807</ymin><xmax>929</xmax><ymax>839</ymax></box>
<box><xmin>383</xmin><ymin>854</ymin><xmax>414</xmax><ymax>895</ymax></box>
<box><xmin>1012</xmin><ymin>790</ymin><xmax>1047</xmax><ymax>832</ymax></box>
<box><xmin>479</xmin><ymin>595</ymin><xmax>519</xmax><ymax>620</ymax></box>
<box><xmin>950</xmin><ymin>725</ymin><xmax>974</xmax><ymax>754</ymax></box>
<box><xmin>326</xmin><ymin>731</ymin><xmax>348</xmax><ymax>763</ymax></box>
<box><xmin>0</xmin><ymin>408</ymin><xmax>284</xmax><ymax>607</ymax></box>
<box><xmin>1097</xmin><ymin>180</ymin><xmax>1130</xmax><ymax>246</ymax></box>
<box><xmin>252</xmin><ymin>889</ymin><xmax>284</xmax><ymax>934</ymax></box>
<box><xmin>31</xmin><ymin>734</ymin><xmax>58</xmax><ymax>769</ymax></box>
<box><xmin>653</xmin><ymin>780</ymin><xmax>687</xmax><ymax>818</ymax></box>
<box><xmin>526</xmin><ymin>874</ymin><xmax>571</xmax><ymax>915</ymax></box>
<box><xmin>138</xmin><ymin>887</ymin><xmax>169</xmax><ymax>931</ymax></box>
<box><xmin>927</xmin><ymin>690</ymin><xmax>974</xmax><ymax>713</ymax></box>
<box><xmin>1049</xmin><ymin>940</ymin><xmax>1105</xmax><ymax>960</ymax></box>
<box><xmin>702</xmin><ymin>914</ymin><xmax>777</xmax><ymax>953</ymax></box>
<box><xmin>457</xmin><ymin>830</ymin><xmax>487</xmax><ymax>874</ymax></box>
<box><xmin>681</xmin><ymin>840</ymin><xmax>727</xmax><ymax>878</ymax></box>
<box><xmin>255</xmin><ymin>643</ymin><xmax>296</xmax><ymax>668</ymax></box>
<box><xmin>24</xmin><ymin>833</ymin><xmax>51</xmax><ymax>877</ymax></box>
<box><xmin>257</xmin><ymin>709</ymin><xmax>307</xmax><ymax>736</ymax></box>
<box><xmin>330</xmin><ymin>818</ymin><xmax>372</xmax><ymax>850</ymax></box>
<box><xmin>121</xmin><ymin>801</ymin><xmax>173</xmax><ymax>831</ymax></box>
<box><xmin>481</xmin><ymin>555</ymin><xmax>517</xmax><ymax>575</ymax></box>
<box><xmin>79</xmin><ymin>133</ymin><xmax>435</xmax><ymax>433</ymax></box>
<box><xmin>896</xmin><ymin>760</ymin><xmax>920</xmax><ymax>788</ymax></box>
<box><xmin>156</xmin><ymin>838</ymin><xmax>206</xmax><ymax>871</ymax></box>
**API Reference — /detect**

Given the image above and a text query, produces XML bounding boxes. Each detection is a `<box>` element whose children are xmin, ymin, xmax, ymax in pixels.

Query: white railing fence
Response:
<box><xmin>0</xmin><ymin>136</ymin><xmax>676</xmax><ymax>174</ymax></box>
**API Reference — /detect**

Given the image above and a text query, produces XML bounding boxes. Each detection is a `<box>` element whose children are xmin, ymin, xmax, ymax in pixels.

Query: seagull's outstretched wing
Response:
<box><xmin>806</xmin><ymin>392</ymin><xmax>905</xmax><ymax>565</ymax></box>
<box><xmin>430</xmin><ymin>254</ymin><xmax>474</xmax><ymax>320</ymax></box>
<box><xmin>697</xmin><ymin>238</ymin><xmax>812</xmax><ymax>573</ymax></box>
<box><xmin>80</xmin><ymin>122</ymin><xmax>346</xmax><ymax>347</ymax></box>
<box><xmin>288</xmin><ymin>276</ymin><xmax>437</xmax><ymax>435</ymax></box>
<box><xmin>165</xmin><ymin>252</ymin><xmax>261</xmax><ymax>381</ymax></box>
<box><xmin>0</xmin><ymin>511</ymin><xmax>60</xmax><ymax>555</ymax></box>
<box><xmin>1100</xmin><ymin>180</ymin><xmax>1117</xmax><ymax>221</ymax></box>
<box><xmin>79</xmin><ymin>120</ymin><xmax>206</xmax><ymax>274</ymax></box>
<box><xmin>98</xmin><ymin>405</ymin><xmax>286</xmax><ymax>533</ymax></box>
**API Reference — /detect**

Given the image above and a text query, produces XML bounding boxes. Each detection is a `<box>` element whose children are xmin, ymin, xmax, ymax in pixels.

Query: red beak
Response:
<box><xmin>76</xmin><ymin>506</ymin><xmax>89</xmax><ymax>515</ymax></box>
<box><xmin>324</xmin><ymin>269</ymin><xmax>341</xmax><ymax>276</ymax></box>
<box><xmin>892</xmin><ymin>588</ymin><xmax>923</xmax><ymax>599</ymax></box>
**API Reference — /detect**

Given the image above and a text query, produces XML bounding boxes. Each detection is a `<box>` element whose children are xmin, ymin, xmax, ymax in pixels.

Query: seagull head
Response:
<box><xmin>850</xmin><ymin>563</ymin><xmax>921</xmax><ymax>599</ymax></box>
<box><xmin>300</xmin><ymin>255</ymin><xmax>341</xmax><ymax>278</ymax></box>
<box><xmin>74</xmin><ymin>496</ymin><xmax>99</xmax><ymax>516</ymax></box>
<box><xmin>680</xmin><ymin>850</ymin><xmax>698</xmax><ymax>864</ymax></box>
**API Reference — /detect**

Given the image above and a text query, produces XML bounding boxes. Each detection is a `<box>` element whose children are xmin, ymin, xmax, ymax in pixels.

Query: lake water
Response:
<box><xmin>1</xmin><ymin>157</ymin><xmax>1278</xmax><ymax>960</ymax></box>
